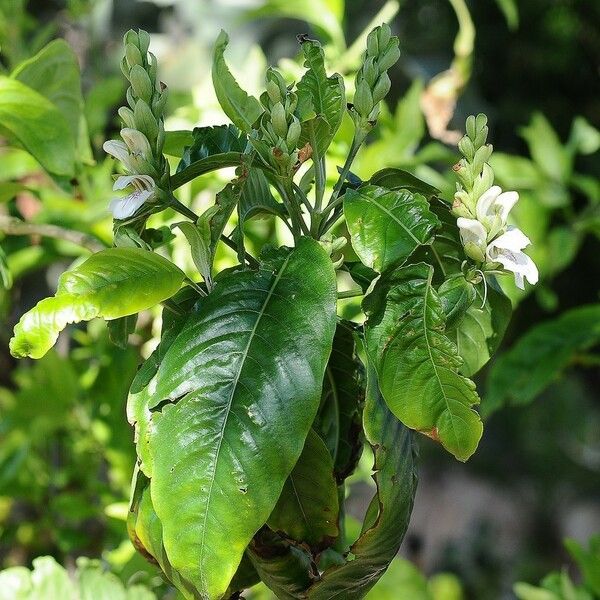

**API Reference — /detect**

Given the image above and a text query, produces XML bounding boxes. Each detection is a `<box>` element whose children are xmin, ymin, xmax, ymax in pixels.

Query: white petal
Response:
<box><xmin>103</xmin><ymin>140</ymin><xmax>130</xmax><ymax>162</ymax></box>
<box><xmin>113</xmin><ymin>174</ymin><xmax>155</xmax><ymax>192</ymax></box>
<box><xmin>521</xmin><ymin>253</ymin><xmax>539</xmax><ymax>285</ymax></box>
<box><xmin>109</xmin><ymin>189</ymin><xmax>152</xmax><ymax>219</ymax></box>
<box><xmin>488</xmin><ymin>227</ymin><xmax>531</xmax><ymax>253</ymax></box>
<box><xmin>475</xmin><ymin>185</ymin><xmax>501</xmax><ymax>222</ymax></box>
<box><xmin>120</xmin><ymin>128</ymin><xmax>152</xmax><ymax>158</ymax></box>
<box><xmin>457</xmin><ymin>217</ymin><xmax>487</xmax><ymax>247</ymax></box>
<box><xmin>514</xmin><ymin>272</ymin><xmax>525</xmax><ymax>290</ymax></box>
<box><xmin>495</xmin><ymin>190</ymin><xmax>519</xmax><ymax>223</ymax></box>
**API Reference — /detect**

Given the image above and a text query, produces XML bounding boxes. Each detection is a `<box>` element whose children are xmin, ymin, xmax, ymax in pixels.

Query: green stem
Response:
<box><xmin>281</xmin><ymin>179</ymin><xmax>311</xmax><ymax>237</ymax></box>
<box><xmin>337</xmin><ymin>288</ymin><xmax>364</xmax><ymax>299</ymax></box>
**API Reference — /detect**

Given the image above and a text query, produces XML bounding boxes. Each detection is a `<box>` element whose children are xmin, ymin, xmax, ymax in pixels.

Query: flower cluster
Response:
<box><xmin>103</xmin><ymin>30</ymin><xmax>170</xmax><ymax>220</ymax></box>
<box><xmin>351</xmin><ymin>23</ymin><xmax>400</xmax><ymax>134</ymax></box>
<box><xmin>452</xmin><ymin>114</ymin><xmax>538</xmax><ymax>290</ymax></box>
<box><xmin>251</xmin><ymin>68</ymin><xmax>303</xmax><ymax>177</ymax></box>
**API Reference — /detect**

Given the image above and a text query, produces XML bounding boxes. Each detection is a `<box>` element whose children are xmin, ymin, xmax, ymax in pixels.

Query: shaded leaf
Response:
<box><xmin>128</xmin><ymin>238</ymin><xmax>337</xmax><ymax>599</ymax></box>
<box><xmin>344</xmin><ymin>185</ymin><xmax>440</xmax><ymax>273</ymax></box>
<box><xmin>369</xmin><ymin>168</ymin><xmax>440</xmax><ymax>199</ymax></box>
<box><xmin>10</xmin><ymin>248</ymin><xmax>185</xmax><ymax>359</ymax></box>
<box><xmin>363</xmin><ymin>263</ymin><xmax>483</xmax><ymax>461</ymax></box>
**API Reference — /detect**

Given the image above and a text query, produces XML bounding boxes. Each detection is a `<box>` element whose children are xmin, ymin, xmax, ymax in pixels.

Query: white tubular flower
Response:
<box><xmin>103</xmin><ymin>140</ymin><xmax>138</xmax><ymax>173</ymax></box>
<box><xmin>475</xmin><ymin>185</ymin><xmax>519</xmax><ymax>237</ymax></box>
<box><xmin>120</xmin><ymin>128</ymin><xmax>152</xmax><ymax>159</ymax></box>
<box><xmin>109</xmin><ymin>174</ymin><xmax>155</xmax><ymax>220</ymax></box>
<box><xmin>486</xmin><ymin>227</ymin><xmax>539</xmax><ymax>290</ymax></box>
<box><xmin>457</xmin><ymin>217</ymin><xmax>487</xmax><ymax>262</ymax></box>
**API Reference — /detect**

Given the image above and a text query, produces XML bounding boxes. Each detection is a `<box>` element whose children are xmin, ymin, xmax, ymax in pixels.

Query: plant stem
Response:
<box><xmin>281</xmin><ymin>179</ymin><xmax>311</xmax><ymax>237</ymax></box>
<box><xmin>337</xmin><ymin>288</ymin><xmax>364</xmax><ymax>299</ymax></box>
<box><xmin>0</xmin><ymin>216</ymin><xmax>106</xmax><ymax>252</ymax></box>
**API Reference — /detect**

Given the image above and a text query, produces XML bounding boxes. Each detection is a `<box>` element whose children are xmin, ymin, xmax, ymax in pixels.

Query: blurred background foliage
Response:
<box><xmin>0</xmin><ymin>1</ymin><xmax>598</xmax><ymax>599</ymax></box>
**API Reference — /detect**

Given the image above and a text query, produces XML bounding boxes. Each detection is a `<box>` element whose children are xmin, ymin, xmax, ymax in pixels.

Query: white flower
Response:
<box><xmin>486</xmin><ymin>227</ymin><xmax>539</xmax><ymax>290</ymax></box>
<box><xmin>457</xmin><ymin>217</ymin><xmax>487</xmax><ymax>262</ymax></box>
<box><xmin>109</xmin><ymin>174</ymin><xmax>155</xmax><ymax>220</ymax></box>
<box><xmin>103</xmin><ymin>140</ymin><xmax>137</xmax><ymax>172</ymax></box>
<box><xmin>120</xmin><ymin>128</ymin><xmax>152</xmax><ymax>159</ymax></box>
<box><xmin>475</xmin><ymin>185</ymin><xmax>519</xmax><ymax>238</ymax></box>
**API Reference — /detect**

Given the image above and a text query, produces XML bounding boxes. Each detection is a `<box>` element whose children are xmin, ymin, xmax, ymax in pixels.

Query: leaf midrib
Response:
<box><xmin>363</xmin><ymin>192</ymin><xmax>422</xmax><ymax>246</ymax></box>
<box><xmin>198</xmin><ymin>253</ymin><xmax>294</xmax><ymax>591</ymax></box>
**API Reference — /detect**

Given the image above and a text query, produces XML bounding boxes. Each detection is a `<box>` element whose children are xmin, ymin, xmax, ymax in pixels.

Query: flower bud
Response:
<box><xmin>266</xmin><ymin>79</ymin><xmax>281</xmax><ymax>104</ymax></box>
<box><xmin>126</xmin><ymin>86</ymin><xmax>136</xmax><ymax>110</ymax></box>
<box><xmin>118</xmin><ymin>106</ymin><xmax>136</xmax><ymax>129</ymax></box>
<box><xmin>137</xmin><ymin>29</ymin><xmax>151</xmax><ymax>57</ymax></box>
<box><xmin>156</xmin><ymin>120</ymin><xmax>165</xmax><ymax>155</ymax></box>
<box><xmin>271</xmin><ymin>102</ymin><xmax>288</xmax><ymax>139</ymax></box>
<box><xmin>125</xmin><ymin>43</ymin><xmax>143</xmax><ymax>69</ymax></box>
<box><xmin>354</xmin><ymin>79</ymin><xmax>373</xmax><ymax>118</ymax></box>
<box><xmin>286</xmin><ymin>118</ymin><xmax>301</xmax><ymax>149</ymax></box>
<box><xmin>366</xmin><ymin>30</ymin><xmax>379</xmax><ymax>57</ymax></box>
<box><xmin>121</xmin><ymin>128</ymin><xmax>153</xmax><ymax>159</ymax></box>
<box><xmin>463</xmin><ymin>241</ymin><xmax>486</xmax><ymax>263</ymax></box>
<box><xmin>372</xmin><ymin>72</ymin><xmax>391</xmax><ymax>104</ymax></box>
<box><xmin>363</xmin><ymin>58</ymin><xmax>378</xmax><ymax>87</ymax></box>
<box><xmin>377</xmin><ymin>43</ymin><xmax>401</xmax><ymax>72</ymax></box>
<box><xmin>134</xmin><ymin>100</ymin><xmax>159</xmax><ymax>141</ymax></box>
<box><xmin>458</xmin><ymin>135</ymin><xmax>475</xmax><ymax>162</ymax></box>
<box><xmin>151</xmin><ymin>87</ymin><xmax>168</xmax><ymax>119</ymax></box>
<box><xmin>123</xmin><ymin>30</ymin><xmax>139</xmax><ymax>47</ymax></box>
<box><xmin>129</xmin><ymin>64</ymin><xmax>153</xmax><ymax>103</ymax></box>
<box><xmin>120</xmin><ymin>56</ymin><xmax>130</xmax><ymax>79</ymax></box>
<box><xmin>148</xmin><ymin>52</ymin><xmax>158</xmax><ymax>87</ymax></box>
<box><xmin>377</xmin><ymin>24</ymin><xmax>392</xmax><ymax>51</ymax></box>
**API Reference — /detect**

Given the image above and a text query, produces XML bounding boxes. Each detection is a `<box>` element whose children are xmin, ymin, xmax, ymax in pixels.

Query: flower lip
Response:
<box><xmin>109</xmin><ymin>189</ymin><xmax>152</xmax><ymax>220</ymax></box>
<box><xmin>475</xmin><ymin>185</ymin><xmax>519</xmax><ymax>227</ymax></box>
<box><xmin>486</xmin><ymin>226</ymin><xmax>538</xmax><ymax>289</ymax></box>
<box><xmin>113</xmin><ymin>174</ymin><xmax>155</xmax><ymax>192</ymax></box>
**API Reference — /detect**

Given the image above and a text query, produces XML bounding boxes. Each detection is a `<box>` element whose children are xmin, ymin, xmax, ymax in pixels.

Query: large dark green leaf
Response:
<box><xmin>306</xmin><ymin>368</ymin><xmax>417</xmax><ymax>599</ymax></box>
<box><xmin>267</xmin><ymin>429</ymin><xmax>339</xmax><ymax>549</ymax></box>
<box><xmin>0</xmin><ymin>76</ymin><xmax>74</xmax><ymax>176</ymax></box>
<box><xmin>484</xmin><ymin>304</ymin><xmax>600</xmax><ymax>415</ymax></box>
<box><xmin>10</xmin><ymin>249</ymin><xmax>185</xmax><ymax>359</ymax></box>
<box><xmin>296</xmin><ymin>37</ymin><xmax>345</xmax><ymax>155</ymax></box>
<box><xmin>212</xmin><ymin>30</ymin><xmax>264</xmax><ymax>133</ymax></box>
<box><xmin>170</xmin><ymin>152</ymin><xmax>243</xmax><ymax>190</ymax></box>
<box><xmin>128</xmin><ymin>237</ymin><xmax>337</xmax><ymax>599</ymax></box>
<box><xmin>369</xmin><ymin>168</ymin><xmax>440</xmax><ymax>199</ymax></box>
<box><xmin>317</xmin><ymin>321</ymin><xmax>364</xmax><ymax>482</ymax></box>
<box><xmin>344</xmin><ymin>185</ymin><xmax>440</xmax><ymax>273</ymax></box>
<box><xmin>363</xmin><ymin>263</ymin><xmax>483</xmax><ymax>461</ymax></box>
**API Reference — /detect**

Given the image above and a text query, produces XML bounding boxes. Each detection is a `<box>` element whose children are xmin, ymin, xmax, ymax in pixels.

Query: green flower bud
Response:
<box><xmin>377</xmin><ymin>23</ymin><xmax>392</xmax><ymax>50</ymax></box>
<box><xmin>137</xmin><ymin>29</ymin><xmax>151</xmax><ymax>57</ymax></box>
<box><xmin>151</xmin><ymin>86</ymin><xmax>168</xmax><ymax>118</ymax></box>
<box><xmin>366</xmin><ymin>29</ymin><xmax>379</xmax><ymax>57</ymax></box>
<box><xmin>148</xmin><ymin>53</ymin><xmax>158</xmax><ymax>87</ymax></box>
<box><xmin>466</xmin><ymin>115</ymin><xmax>477</xmax><ymax>140</ymax></box>
<box><xmin>471</xmin><ymin>144</ymin><xmax>493</xmax><ymax>177</ymax></box>
<box><xmin>126</xmin><ymin>86</ymin><xmax>136</xmax><ymax>110</ymax></box>
<box><xmin>134</xmin><ymin>100</ymin><xmax>159</xmax><ymax>141</ymax></box>
<box><xmin>123</xmin><ymin>30</ymin><xmax>139</xmax><ymax>47</ymax></box>
<box><xmin>120</xmin><ymin>56</ymin><xmax>130</xmax><ymax>79</ymax></box>
<box><xmin>156</xmin><ymin>120</ymin><xmax>165</xmax><ymax>155</ymax></box>
<box><xmin>372</xmin><ymin>72</ymin><xmax>391</xmax><ymax>104</ymax></box>
<box><xmin>271</xmin><ymin>102</ymin><xmax>288</xmax><ymax>139</ymax></box>
<box><xmin>118</xmin><ymin>106</ymin><xmax>136</xmax><ymax>129</ymax></box>
<box><xmin>458</xmin><ymin>135</ymin><xmax>475</xmax><ymax>162</ymax></box>
<box><xmin>354</xmin><ymin>79</ymin><xmax>373</xmax><ymax>118</ymax></box>
<box><xmin>121</xmin><ymin>127</ymin><xmax>153</xmax><ymax>159</ymax></box>
<box><xmin>266</xmin><ymin>79</ymin><xmax>281</xmax><ymax>104</ymax></box>
<box><xmin>463</xmin><ymin>241</ymin><xmax>486</xmax><ymax>263</ymax></box>
<box><xmin>125</xmin><ymin>43</ymin><xmax>143</xmax><ymax>69</ymax></box>
<box><xmin>363</xmin><ymin>58</ymin><xmax>378</xmax><ymax>87</ymax></box>
<box><xmin>377</xmin><ymin>42</ymin><xmax>401</xmax><ymax>72</ymax></box>
<box><xmin>129</xmin><ymin>64</ymin><xmax>153</xmax><ymax>103</ymax></box>
<box><xmin>286</xmin><ymin>118</ymin><xmax>301</xmax><ymax>149</ymax></box>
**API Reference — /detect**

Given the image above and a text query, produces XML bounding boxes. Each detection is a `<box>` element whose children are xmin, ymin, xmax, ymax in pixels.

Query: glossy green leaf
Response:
<box><xmin>175</xmin><ymin>218</ymin><xmax>213</xmax><ymax>285</ymax></box>
<box><xmin>12</xmin><ymin>39</ymin><xmax>84</xmax><ymax>149</ymax></box>
<box><xmin>170</xmin><ymin>152</ymin><xmax>244</xmax><ymax>190</ymax></box>
<box><xmin>268</xmin><ymin>429</ymin><xmax>339</xmax><ymax>549</ymax></box>
<box><xmin>317</xmin><ymin>321</ymin><xmax>364</xmax><ymax>481</ymax></box>
<box><xmin>369</xmin><ymin>168</ymin><xmax>440</xmax><ymax>199</ymax></box>
<box><xmin>438</xmin><ymin>274</ymin><xmax>476</xmax><ymax>331</ymax></box>
<box><xmin>306</xmin><ymin>368</ymin><xmax>417</xmax><ymax>599</ymax></box>
<box><xmin>128</xmin><ymin>237</ymin><xmax>337</xmax><ymax>599</ymax></box>
<box><xmin>485</xmin><ymin>304</ymin><xmax>600</xmax><ymax>415</ymax></box>
<box><xmin>0</xmin><ymin>76</ymin><xmax>74</xmax><ymax>176</ymax></box>
<box><xmin>10</xmin><ymin>248</ymin><xmax>185</xmax><ymax>359</ymax></box>
<box><xmin>212</xmin><ymin>30</ymin><xmax>264</xmax><ymax>133</ymax></box>
<box><xmin>344</xmin><ymin>185</ymin><xmax>439</xmax><ymax>273</ymax></box>
<box><xmin>296</xmin><ymin>37</ymin><xmax>345</xmax><ymax>155</ymax></box>
<box><xmin>363</xmin><ymin>263</ymin><xmax>483</xmax><ymax>461</ymax></box>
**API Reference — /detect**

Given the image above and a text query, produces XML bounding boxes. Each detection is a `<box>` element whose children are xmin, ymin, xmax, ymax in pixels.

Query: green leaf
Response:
<box><xmin>495</xmin><ymin>0</ymin><xmax>519</xmax><ymax>29</ymax></box>
<box><xmin>212</xmin><ymin>31</ymin><xmax>264</xmax><ymax>133</ymax></box>
<box><xmin>306</xmin><ymin>368</ymin><xmax>417</xmax><ymax>599</ymax></box>
<box><xmin>438</xmin><ymin>274</ymin><xmax>476</xmax><ymax>331</ymax></box>
<box><xmin>248</xmin><ymin>529</ymin><xmax>314</xmax><ymax>600</ymax></box>
<box><xmin>268</xmin><ymin>429</ymin><xmax>339</xmax><ymax>549</ymax></box>
<box><xmin>444</xmin><ymin>277</ymin><xmax>512</xmax><ymax>377</ymax></box>
<box><xmin>565</xmin><ymin>536</ymin><xmax>600</xmax><ymax>596</ymax></box>
<box><xmin>519</xmin><ymin>113</ymin><xmax>570</xmax><ymax>183</ymax></box>
<box><xmin>363</xmin><ymin>263</ymin><xmax>483</xmax><ymax>461</ymax></box>
<box><xmin>485</xmin><ymin>304</ymin><xmax>600</xmax><ymax>414</ymax></box>
<box><xmin>12</xmin><ymin>39</ymin><xmax>85</xmax><ymax>152</ymax></box>
<box><xmin>568</xmin><ymin>116</ymin><xmax>600</xmax><ymax>156</ymax></box>
<box><xmin>170</xmin><ymin>152</ymin><xmax>244</xmax><ymax>190</ymax></box>
<box><xmin>107</xmin><ymin>314</ymin><xmax>138</xmax><ymax>349</ymax></box>
<box><xmin>296</xmin><ymin>37</ymin><xmax>345</xmax><ymax>155</ymax></box>
<box><xmin>369</xmin><ymin>168</ymin><xmax>440</xmax><ymax>199</ymax></box>
<box><xmin>344</xmin><ymin>185</ymin><xmax>440</xmax><ymax>273</ymax></box>
<box><xmin>10</xmin><ymin>248</ymin><xmax>185</xmax><ymax>359</ymax></box>
<box><xmin>513</xmin><ymin>582</ymin><xmax>561</xmax><ymax>600</ymax></box>
<box><xmin>176</xmin><ymin>124</ymin><xmax>248</xmax><ymax>172</ymax></box>
<box><xmin>0</xmin><ymin>76</ymin><xmax>75</xmax><ymax>176</ymax></box>
<box><xmin>129</xmin><ymin>238</ymin><xmax>337</xmax><ymax>599</ymax></box>
<box><xmin>175</xmin><ymin>218</ymin><xmax>214</xmax><ymax>285</ymax></box>
<box><xmin>317</xmin><ymin>321</ymin><xmax>364</xmax><ymax>481</ymax></box>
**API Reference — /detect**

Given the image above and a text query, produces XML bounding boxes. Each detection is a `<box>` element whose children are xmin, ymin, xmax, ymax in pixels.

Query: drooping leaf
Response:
<box><xmin>10</xmin><ymin>248</ymin><xmax>185</xmax><ymax>359</ymax></box>
<box><xmin>485</xmin><ymin>305</ymin><xmax>600</xmax><ymax>415</ymax></box>
<box><xmin>12</xmin><ymin>39</ymin><xmax>85</xmax><ymax>151</ymax></box>
<box><xmin>296</xmin><ymin>36</ymin><xmax>345</xmax><ymax>155</ymax></box>
<box><xmin>344</xmin><ymin>185</ymin><xmax>440</xmax><ymax>273</ymax></box>
<box><xmin>452</xmin><ymin>278</ymin><xmax>512</xmax><ymax>377</ymax></box>
<box><xmin>268</xmin><ymin>429</ymin><xmax>339</xmax><ymax>549</ymax></box>
<box><xmin>363</xmin><ymin>263</ymin><xmax>483</xmax><ymax>461</ymax></box>
<box><xmin>128</xmin><ymin>238</ymin><xmax>337</xmax><ymax>599</ymax></box>
<box><xmin>369</xmin><ymin>168</ymin><xmax>440</xmax><ymax>199</ymax></box>
<box><xmin>317</xmin><ymin>321</ymin><xmax>364</xmax><ymax>481</ymax></box>
<box><xmin>306</xmin><ymin>367</ymin><xmax>417</xmax><ymax>599</ymax></box>
<box><xmin>176</xmin><ymin>124</ymin><xmax>248</xmax><ymax>172</ymax></box>
<box><xmin>174</xmin><ymin>216</ymin><xmax>214</xmax><ymax>286</ymax></box>
<box><xmin>248</xmin><ymin>529</ymin><xmax>314</xmax><ymax>600</ymax></box>
<box><xmin>212</xmin><ymin>30</ymin><xmax>264</xmax><ymax>133</ymax></box>
<box><xmin>0</xmin><ymin>76</ymin><xmax>75</xmax><ymax>176</ymax></box>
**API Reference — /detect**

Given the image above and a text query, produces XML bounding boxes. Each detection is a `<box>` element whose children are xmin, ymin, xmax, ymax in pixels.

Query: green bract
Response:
<box><xmin>10</xmin><ymin>24</ymin><xmax>520</xmax><ymax>600</ymax></box>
